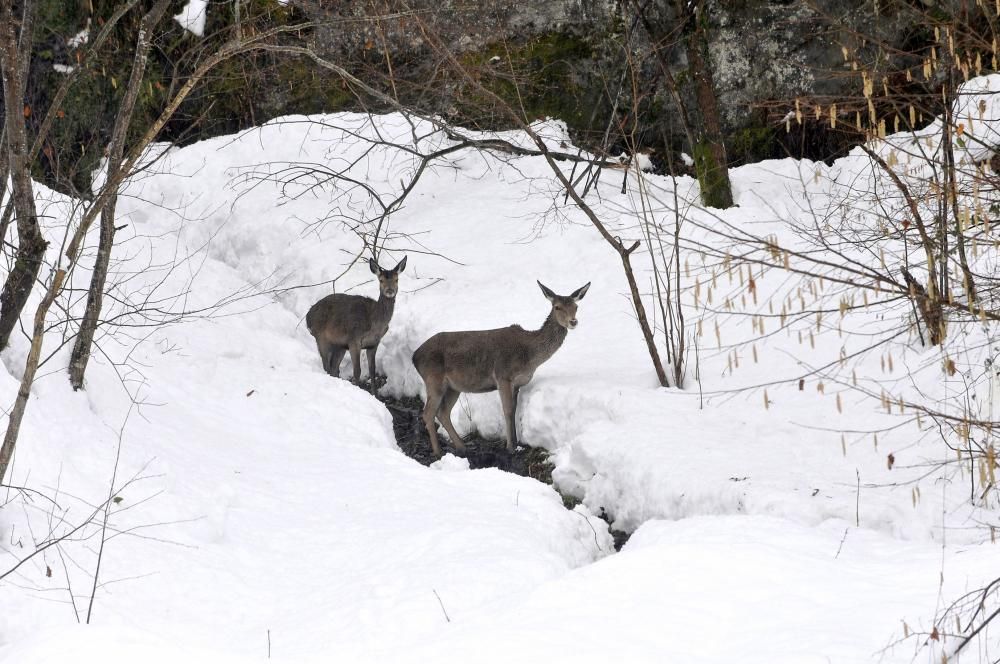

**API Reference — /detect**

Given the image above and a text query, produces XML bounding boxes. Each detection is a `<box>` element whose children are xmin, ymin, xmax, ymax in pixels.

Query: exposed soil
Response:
<box><xmin>365</xmin><ymin>375</ymin><xmax>631</xmax><ymax>550</ymax></box>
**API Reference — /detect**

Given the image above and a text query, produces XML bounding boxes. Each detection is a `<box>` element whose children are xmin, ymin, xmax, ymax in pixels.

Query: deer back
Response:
<box><xmin>413</xmin><ymin>321</ymin><xmax>564</xmax><ymax>391</ymax></box>
<box><xmin>307</xmin><ymin>293</ymin><xmax>384</xmax><ymax>345</ymax></box>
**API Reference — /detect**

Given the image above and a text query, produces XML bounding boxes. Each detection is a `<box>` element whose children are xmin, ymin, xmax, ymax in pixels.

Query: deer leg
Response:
<box><xmin>315</xmin><ymin>339</ymin><xmax>332</xmax><ymax>374</ymax></box>
<box><xmin>422</xmin><ymin>381</ymin><xmax>446</xmax><ymax>457</ymax></box>
<box><xmin>436</xmin><ymin>387</ymin><xmax>467</xmax><ymax>455</ymax></box>
<box><xmin>348</xmin><ymin>343</ymin><xmax>362</xmax><ymax>384</ymax></box>
<box><xmin>498</xmin><ymin>379</ymin><xmax>518</xmax><ymax>453</ymax></box>
<box><xmin>326</xmin><ymin>347</ymin><xmax>347</xmax><ymax>378</ymax></box>
<box><xmin>366</xmin><ymin>346</ymin><xmax>378</xmax><ymax>392</ymax></box>
<box><xmin>316</xmin><ymin>336</ymin><xmax>342</xmax><ymax>377</ymax></box>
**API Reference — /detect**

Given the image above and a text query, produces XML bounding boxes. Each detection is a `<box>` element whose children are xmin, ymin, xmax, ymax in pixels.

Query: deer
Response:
<box><xmin>306</xmin><ymin>256</ymin><xmax>407</xmax><ymax>392</ymax></box>
<box><xmin>412</xmin><ymin>280</ymin><xmax>590</xmax><ymax>456</ymax></box>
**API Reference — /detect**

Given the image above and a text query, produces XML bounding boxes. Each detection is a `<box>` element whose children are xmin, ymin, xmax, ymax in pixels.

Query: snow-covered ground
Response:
<box><xmin>2</xmin><ymin>80</ymin><xmax>999</xmax><ymax>661</ymax></box>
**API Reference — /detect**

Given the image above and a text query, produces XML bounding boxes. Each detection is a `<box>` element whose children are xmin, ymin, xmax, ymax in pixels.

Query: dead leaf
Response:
<box><xmin>246</xmin><ymin>389</ymin><xmax>255</xmax><ymax>397</ymax></box>
<box><xmin>45</xmin><ymin>565</ymin><xmax>52</xmax><ymax>578</ymax></box>
<box><xmin>887</xmin><ymin>453</ymin><xmax>895</xmax><ymax>470</ymax></box>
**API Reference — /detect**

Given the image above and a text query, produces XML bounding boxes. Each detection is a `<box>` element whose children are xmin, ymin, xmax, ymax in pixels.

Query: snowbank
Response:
<box><xmin>3</xmin><ymin>80</ymin><xmax>1000</xmax><ymax>660</ymax></box>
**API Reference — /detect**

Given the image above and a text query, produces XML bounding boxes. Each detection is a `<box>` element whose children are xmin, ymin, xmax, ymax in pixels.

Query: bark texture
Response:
<box><xmin>0</xmin><ymin>0</ymin><xmax>48</xmax><ymax>351</ymax></box>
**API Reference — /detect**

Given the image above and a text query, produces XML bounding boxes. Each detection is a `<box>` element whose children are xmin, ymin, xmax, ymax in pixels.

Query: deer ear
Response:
<box><xmin>571</xmin><ymin>282</ymin><xmax>591</xmax><ymax>301</ymax></box>
<box><xmin>537</xmin><ymin>280</ymin><xmax>556</xmax><ymax>301</ymax></box>
<box><xmin>368</xmin><ymin>258</ymin><xmax>379</xmax><ymax>275</ymax></box>
<box><xmin>395</xmin><ymin>256</ymin><xmax>407</xmax><ymax>273</ymax></box>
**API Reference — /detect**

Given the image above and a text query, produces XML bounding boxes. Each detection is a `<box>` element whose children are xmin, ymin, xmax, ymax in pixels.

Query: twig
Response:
<box><xmin>834</xmin><ymin>526</ymin><xmax>849</xmax><ymax>559</ymax></box>
<box><xmin>855</xmin><ymin>469</ymin><xmax>861</xmax><ymax>528</ymax></box>
<box><xmin>432</xmin><ymin>589</ymin><xmax>451</xmax><ymax>623</ymax></box>
<box><xmin>85</xmin><ymin>401</ymin><xmax>135</xmax><ymax>623</ymax></box>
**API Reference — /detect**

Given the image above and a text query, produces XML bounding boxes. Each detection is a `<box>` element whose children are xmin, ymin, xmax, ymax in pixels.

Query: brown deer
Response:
<box><xmin>306</xmin><ymin>256</ymin><xmax>407</xmax><ymax>391</ymax></box>
<box><xmin>412</xmin><ymin>280</ymin><xmax>590</xmax><ymax>456</ymax></box>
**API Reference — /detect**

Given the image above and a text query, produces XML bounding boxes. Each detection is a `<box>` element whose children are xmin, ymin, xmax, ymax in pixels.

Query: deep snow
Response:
<box><xmin>2</xmin><ymin>80</ymin><xmax>1000</xmax><ymax>661</ymax></box>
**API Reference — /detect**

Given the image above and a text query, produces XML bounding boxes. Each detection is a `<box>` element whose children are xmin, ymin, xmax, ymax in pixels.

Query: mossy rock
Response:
<box><xmin>460</xmin><ymin>31</ymin><xmax>601</xmax><ymax>129</ymax></box>
<box><xmin>728</xmin><ymin>125</ymin><xmax>779</xmax><ymax>165</ymax></box>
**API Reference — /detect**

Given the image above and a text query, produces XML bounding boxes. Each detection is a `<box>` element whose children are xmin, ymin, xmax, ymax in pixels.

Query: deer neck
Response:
<box><xmin>374</xmin><ymin>291</ymin><xmax>396</xmax><ymax>325</ymax></box>
<box><xmin>530</xmin><ymin>311</ymin><xmax>568</xmax><ymax>364</ymax></box>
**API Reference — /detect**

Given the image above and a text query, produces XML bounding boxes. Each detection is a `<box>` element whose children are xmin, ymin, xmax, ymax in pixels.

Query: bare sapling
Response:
<box><xmin>306</xmin><ymin>256</ymin><xmax>407</xmax><ymax>391</ymax></box>
<box><xmin>412</xmin><ymin>280</ymin><xmax>590</xmax><ymax>456</ymax></box>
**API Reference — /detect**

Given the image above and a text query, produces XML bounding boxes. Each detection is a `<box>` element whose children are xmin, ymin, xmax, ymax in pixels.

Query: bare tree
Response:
<box><xmin>0</xmin><ymin>0</ymin><xmax>48</xmax><ymax>350</ymax></box>
<box><xmin>0</xmin><ymin>8</ymin><xmax>324</xmax><ymax>482</ymax></box>
<box><xmin>67</xmin><ymin>0</ymin><xmax>172</xmax><ymax>390</ymax></box>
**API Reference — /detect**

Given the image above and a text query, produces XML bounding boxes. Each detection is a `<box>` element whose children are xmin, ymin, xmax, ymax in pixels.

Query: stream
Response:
<box><xmin>370</xmin><ymin>378</ymin><xmax>631</xmax><ymax>550</ymax></box>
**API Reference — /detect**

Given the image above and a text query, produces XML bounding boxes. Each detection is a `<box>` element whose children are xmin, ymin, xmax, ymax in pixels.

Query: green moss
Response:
<box><xmin>693</xmin><ymin>139</ymin><xmax>733</xmax><ymax>208</ymax></box>
<box><xmin>462</xmin><ymin>31</ymin><xmax>599</xmax><ymax>128</ymax></box>
<box><xmin>728</xmin><ymin>126</ymin><xmax>776</xmax><ymax>165</ymax></box>
<box><xmin>278</xmin><ymin>60</ymin><xmax>353</xmax><ymax>111</ymax></box>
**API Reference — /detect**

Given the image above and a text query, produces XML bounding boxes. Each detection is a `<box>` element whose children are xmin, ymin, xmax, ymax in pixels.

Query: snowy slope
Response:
<box><xmin>2</xmin><ymin>83</ymin><xmax>999</xmax><ymax>661</ymax></box>
<box><xmin>122</xmin><ymin>111</ymin><xmax>991</xmax><ymax>542</ymax></box>
<box><xmin>0</xmin><ymin>129</ymin><xmax>613</xmax><ymax>659</ymax></box>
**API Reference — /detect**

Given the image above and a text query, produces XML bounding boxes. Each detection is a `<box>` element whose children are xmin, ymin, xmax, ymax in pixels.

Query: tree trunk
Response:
<box><xmin>681</xmin><ymin>0</ymin><xmax>734</xmax><ymax>209</ymax></box>
<box><xmin>68</xmin><ymin>0</ymin><xmax>171</xmax><ymax>390</ymax></box>
<box><xmin>0</xmin><ymin>0</ymin><xmax>48</xmax><ymax>351</ymax></box>
<box><xmin>67</xmin><ymin>202</ymin><xmax>115</xmax><ymax>389</ymax></box>
<box><xmin>0</xmin><ymin>269</ymin><xmax>63</xmax><ymax>482</ymax></box>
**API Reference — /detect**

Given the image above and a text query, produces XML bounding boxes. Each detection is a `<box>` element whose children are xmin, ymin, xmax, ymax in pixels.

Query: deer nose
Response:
<box><xmin>568</xmin><ymin>318</ymin><xmax>578</xmax><ymax>328</ymax></box>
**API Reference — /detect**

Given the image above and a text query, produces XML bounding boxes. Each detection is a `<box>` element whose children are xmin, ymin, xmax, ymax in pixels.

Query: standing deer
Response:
<box><xmin>306</xmin><ymin>256</ymin><xmax>407</xmax><ymax>391</ymax></box>
<box><xmin>412</xmin><ymin>280</ymin><xmax>590</xmax><ymax>456</ymax></box>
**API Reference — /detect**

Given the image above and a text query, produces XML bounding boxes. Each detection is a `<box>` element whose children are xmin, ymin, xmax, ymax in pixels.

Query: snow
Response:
<box><xmin>617</xmin><ymin>151</ymin><xmax>655</xmax><ymax>171</ymax></box>
<box><xmin>634</xmin><ymin>151</ymin><xmax>655</xmax><ymax>171</ymax></box>
<box><xmin>431</xmin><ymin>453</ymin><xmax>472</xmax><ymax>471</ymax></box>
<box><xmin>174</xmin><ymin>0</ymin><xmax>208</xmax><ymax>37</ymax></box>
<box><xmin>3</xmin><ymin>78</ymin><xmax>1000</xmax><ymax>661</ymax></box>
<box><xmin>68</xmin><ymin>27</ymin><xmax>89</xmax><ymax>49</ymax></box>
<box><xmin>403</xmin><ymin>516</ymin><xmax>998</xmax><ymax>663</ymax></box>
<box><xmin>52</xmin><ymin>63</ymin><xmax>74</xmax><ymax>74</ymax></box>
